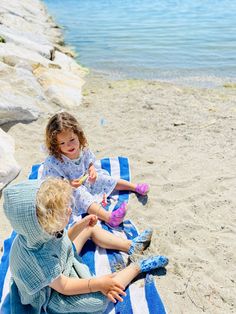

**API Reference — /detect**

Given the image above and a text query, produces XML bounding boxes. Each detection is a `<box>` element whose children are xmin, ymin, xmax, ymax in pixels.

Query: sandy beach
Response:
<box><xmin>1</xmin><ymin>70</ymin><xmax>236</xmax><ymax>313</ymax></box>
<box><xmin>1</xmin><ymin>0</ymin><xmax>236</xmax><ymax>312</ymax></box>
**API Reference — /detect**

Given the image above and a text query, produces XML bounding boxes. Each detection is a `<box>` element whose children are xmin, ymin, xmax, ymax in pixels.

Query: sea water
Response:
<box><xmin>44</xmin><ymin>0</ymin><xmax>236</xmax><ymax>86</ymax></box>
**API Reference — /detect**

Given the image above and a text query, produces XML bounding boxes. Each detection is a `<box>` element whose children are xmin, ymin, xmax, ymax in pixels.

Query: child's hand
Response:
<box><xmin>80</xmin><ymin>215</ymin><xmax>98</xmax><ymax>228</ymax></box>
<box><xmin>86</xmin><ymin>214</ymin><xmax>98</xmax><ymax>227</ymax></box>
<box><xmin>88</xmin><ymin>165</ymin><xmax>97</xmax><ymax>184</ymax></box>
<box><xmin>68</xmin><ymin>215</ymin><xmax>97</xmax><ymax>241</ymax></box>
<box><xmin>70</xmin><ymin>174</ymin><xmax>89</xmax><ymax>188</ymax></box>
<box><xmin>96</xmin><ymin>274</ymin><xmax>126</xmax><ymax>303</ymax></box>
<box><xmin>70</xmin><ymin>179</ymin><xmax>82</xmax><ymax>188</ymax></box>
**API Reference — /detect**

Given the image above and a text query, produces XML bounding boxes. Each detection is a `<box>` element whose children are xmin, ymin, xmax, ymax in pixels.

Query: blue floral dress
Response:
<box><xmin>42</xmin><ymin>148</ymin><xmax>117</xmax><ymax>215</ymax></box>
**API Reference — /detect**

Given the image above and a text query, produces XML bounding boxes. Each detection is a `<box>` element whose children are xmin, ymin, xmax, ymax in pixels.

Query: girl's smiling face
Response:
<box><xmin>57</xmin><ymin>129</ymin><xmax>80</xmax><ymax>159</ymax></box>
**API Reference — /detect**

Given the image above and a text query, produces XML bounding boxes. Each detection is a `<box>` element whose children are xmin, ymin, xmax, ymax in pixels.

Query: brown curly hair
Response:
<box><xmin>45</xmin><ymin>111</ymin><xmax>88</xmax><ymax>160</ymax></box>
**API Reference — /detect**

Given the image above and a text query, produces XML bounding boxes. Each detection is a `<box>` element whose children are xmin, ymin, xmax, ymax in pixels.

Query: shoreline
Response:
<box><xmin>85</xmin><ymin>68</ymin><xmax>236</xmax><ymax>90</ymax></box>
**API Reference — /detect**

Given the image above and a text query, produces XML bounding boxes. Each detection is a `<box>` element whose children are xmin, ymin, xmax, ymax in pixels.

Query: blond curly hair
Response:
<box><xmin>45</xmin><ymin>111</ymin><xmax>88</xmax><ymax>161</ymax></box>
<box><xmin>36</xmin><ymin>178</ymin><xmax>73</xmax><ymax>235</ymax></box>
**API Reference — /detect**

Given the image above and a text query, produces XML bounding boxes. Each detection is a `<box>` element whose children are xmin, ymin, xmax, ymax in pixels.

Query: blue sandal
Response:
<box><xmin>130</xmin><ymin>254</ymin><xmax>169</xmax><ymax>272</ymax></box>
<box><xmin>128</xmin><ymin>228</ymin><xmax>153</xmax><ymax>255</ymax></box>
<box><xmin>138</xmin><ymin>255</ymin><xmax>169</xmax><ymax>272</ymax></box>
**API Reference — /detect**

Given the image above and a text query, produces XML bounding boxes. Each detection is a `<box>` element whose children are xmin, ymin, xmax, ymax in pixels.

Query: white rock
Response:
<box><xmin>0</xmin><ymin>25</ymin><xmax>54</xmax><ymax>59</ymax></box>
<box><xmin>0</xmin><ymin>0</ymin><xmax>49</xmax><ymax>24</ymax></box>
<box><xmin>33</xmin><ymin>65</ymin><xmax>85</xmax><ymax>108</ymax></box>
<box><xmin>0</xmin><ymin>62</ymin><xmax>45</xmax><ymax>125</ymax></box>
<box><xmin>0</xmin><ymin>0</ymin><xmax>62</xmax><ymax>43</ymax></box>
<box><xmin>0</xmin><ymin>128</ymin><xmax>21</xmax><ymax>190</ymax></box>
<box><xmin>0</xmin><ymin>42</ymin><xmax>51</xmax><ymax>67</ymax></box>
<box><xmin>54</xmin><ymin>51</ymin><xmax>87</xmax><ymax>75</ymax></box>
<box><xmin>0</xmin><ymin>92</ymin><xmax>40</xmax><ymax>125</ymax></box>
<box><xmin>46</xmin><ymin>85</ymin><xmax>83</xmax><ymax>109</ymax></box>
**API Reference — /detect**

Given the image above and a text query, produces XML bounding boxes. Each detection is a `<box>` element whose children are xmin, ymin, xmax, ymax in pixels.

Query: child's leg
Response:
<box><xmin>90</xmin><ymin>225</ymin><xmax>131</xmax><ymax>252</ymax></box>
<box><xmin>88</xmin><ymin>203</ymin><xmax>110</xmax><ymax>222</ymax></box>
<box><xmin>73</xmin><ymin>225</ymin><xmax>94</xmax><ymax>253</ymax></box>
<box><xmin>91</xmin><ymin>227</ymin><xmax>152</xmax><ymax>256</ymax></box>
<box><xmin>74</xmin><ymin>225</ymin><xmax>152</xmax><ymax>255</ymax></box>
<box><xmin>115</xmin><ymin>179</ymin><xmax>136</xmax><ymax>192</ymax></box>
<box><xmin>109</xmin><ymin>254</ymin><xmax>169</xmax><ymax>288</ymax></box>
<box><xmin>88</xmin><ymin>202</ymin><xmax>127</xmax><ymax>228</ymax></box>
<box><xmin>112</xmin><ymin>264</ymin><xmax>140</xmax><ymax>288</ymax></box>
<box><xmin>74</xmin><ymin>225</ymin><xmax>131</xmax><ymax>254</ymax></box>
<box><xmin>115</xmin><ymin>179</ymin><xmax>150</xmax><ymax>196</ymax></box>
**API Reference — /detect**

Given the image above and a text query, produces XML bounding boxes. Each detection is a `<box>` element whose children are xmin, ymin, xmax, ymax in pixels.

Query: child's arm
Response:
<box><xmin>49</xmin><ymin>273</ymin><xmax>126</xmax><ymax>303</ymax></box>
<box><xmin>83</xmin><ymin>148</ymin><xmax>97</xmax><ymax>183</ymax></box>
<box><xmin>88</xmin><ymin>163</ymin><xmax>97</xmax><ymax>183</ymax></box>
<box><xmin>68</xmin><ymin>215</ymin><xmax>97</xmax><ymax>242</ymax></box>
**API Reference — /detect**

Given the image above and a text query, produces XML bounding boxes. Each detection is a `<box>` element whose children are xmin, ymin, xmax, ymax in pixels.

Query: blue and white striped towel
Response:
<box><xmin>0</xmin><ymin>157</ymin><xmax>166</xmax><ymax>314</ymax></box>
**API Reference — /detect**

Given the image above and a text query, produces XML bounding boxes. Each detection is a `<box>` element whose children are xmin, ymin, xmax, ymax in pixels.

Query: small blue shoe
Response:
<box><xmin>139</xmin><ymin>255</ymin><xmax>169</xmax><ymax>272</ymax></box>
<box><xmin>128</xmin><ymin>228</ymin><xmax>153</xmax><ymax>255</ymax></box>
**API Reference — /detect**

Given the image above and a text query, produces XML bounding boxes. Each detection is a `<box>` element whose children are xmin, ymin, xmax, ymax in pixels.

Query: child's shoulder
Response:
<box><xmin>45</xmin><ymin>154</ymin><xmax>61</xmax><ymax>164</ymax></box>
<box><xmin>81</xmin><ymin>147</ymin><xmax>91</xmax><ymax>155</ymax></box>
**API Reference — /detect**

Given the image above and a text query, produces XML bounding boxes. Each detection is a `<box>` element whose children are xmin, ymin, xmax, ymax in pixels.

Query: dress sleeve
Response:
<box><xmin>83</xmin><ymin>149</ymin><xmax>96</xmax><ymax>169</ymax></box>
<box><xmin>42</xmin><ymin>157</ymin><xmax>65</xmax><ymax>179</ymax></box>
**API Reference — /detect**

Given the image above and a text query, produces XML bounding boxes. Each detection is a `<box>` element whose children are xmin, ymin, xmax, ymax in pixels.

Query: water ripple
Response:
<box><xmin>44</xmin><ymin>0</ymin><xmax>236</xmax><ymax>86</ymax></box>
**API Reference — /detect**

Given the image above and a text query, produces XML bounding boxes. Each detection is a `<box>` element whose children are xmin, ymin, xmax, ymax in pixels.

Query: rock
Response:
<box><xmin>0</xmin><ymin>25</ymin><xmax>54</xmax><ymax>59</ymax></box>
<box><xmin>54</xmin><ymin>44</ymin><xmax>76</xmax><ymax>58</ymax></box>
<box><xmin>45</xmin><ymin>85</ymin><xmax>83</xmax><ymax>109</ymax></box>
<box><xmin>0</xmin><ymin>62</ymin><xmax>45</xmax><ymax>124</ymax></box>
<box><xmin>0</xmin><ymin>42</ymin><xmax>52</xmax><ymax>67</ymax></box>
<box><xmin>0</xmin><ymin>92</ymin><xmax>41</xmax><ymax>125</ymax></box>
<box><xmin>0</xmin><ymin>0</ymin><xmax>62</xmax><ymax>44</ymax></box>
<box><xmin>53</xmin><ymin>51</ymin><xmax>87</xmax><ymax>76</ymax></box>
<box><xmin>0</xmin><ymin>128</ymin><xmax>21</xmax><ymax>190</ymax></box>
<box><xmin>33</xmin><ymin>65</ymin><xmax>85</xmax><ymax>108</ymax></box>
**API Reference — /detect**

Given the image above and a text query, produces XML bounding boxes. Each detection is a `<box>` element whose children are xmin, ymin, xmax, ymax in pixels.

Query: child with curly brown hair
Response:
<box><xmin>42</xmin><ymin>111</ymin><xmax>150</xmax><ymax>228</ymax></box>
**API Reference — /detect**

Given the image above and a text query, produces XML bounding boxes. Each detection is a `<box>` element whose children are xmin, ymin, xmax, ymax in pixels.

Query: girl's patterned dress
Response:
<box><xmin>42</xmin><ymin>148</ymin><xmax>117</xmax><ymax>215</ymax></box>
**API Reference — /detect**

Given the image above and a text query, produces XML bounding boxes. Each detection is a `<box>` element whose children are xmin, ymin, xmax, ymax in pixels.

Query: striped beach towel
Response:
<box><xmin>0</xmin><ymin>157</ymin><xmax>166</xmax><ymax>314</ymax></box>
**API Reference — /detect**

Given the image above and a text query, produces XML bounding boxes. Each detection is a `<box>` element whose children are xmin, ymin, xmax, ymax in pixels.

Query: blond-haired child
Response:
<box><xmin>3</xmin><ymin>178</ymin><xmax>168</xmax><ymax>313</ymax></box>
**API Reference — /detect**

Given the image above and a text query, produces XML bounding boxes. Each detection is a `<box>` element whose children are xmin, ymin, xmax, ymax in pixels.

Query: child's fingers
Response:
<box><xmin>92</xmin><ymin>216</ymin><xmax>98</xmax><ymax>225</ymax></box>
<box><xmin>107</xmin><ymin>292</ymin><xmax>116</xmax><ymax>303</ymax></box>
<box><xmin>72</xmin><ymin>174</ymin><xmax>88</xmax><ymax>186</ymax></box>
<box><xmin>107</xmin><ymin>291</ymin><xmax>124</xmax><ymax>303</ymax></box>
<box><xmin>89</xmin><ymin>173</ymin><xmax>96</xmax><ymax>180</ymax></box>
<box><xmin>111</xmin><ymin>286</ymin><xmax>126</xmax><ymax>296</ymax></box>
<box><xmin>70</xmin><ymin>180</ymin><xmax>81</xmax><ymax>188</ymax></box>
<box><xmin>89</xmin><ymin>218</ymin><xmax>97</xmax><ymax>226</ymax></box>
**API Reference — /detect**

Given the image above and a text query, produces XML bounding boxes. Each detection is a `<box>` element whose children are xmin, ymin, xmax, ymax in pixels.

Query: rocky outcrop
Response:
<box><xmin>33</xmin><ymin>65</ymin><xmax>85</xmax><ymax>108</ymax></box>
<box><xmin>0</xmin><ymin>128</ymin><xmax>21</xmax><ymax>190</ymax></box>
<box><xmin>0</xmin><ymin>25</ymin><xmax>54</xmax><ymax>59</ymax></box>
<box><xmin>0</xmin><ymin>0</ymin><xmax>86</xmax><ymax>189</ymax></box>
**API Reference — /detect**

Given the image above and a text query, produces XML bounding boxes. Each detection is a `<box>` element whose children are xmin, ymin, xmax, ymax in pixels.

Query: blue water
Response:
<box><xmin>44</xmin><ymin>0</ymin><xmax>236</xmax><ymax>85</ymax></box>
